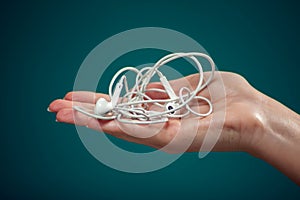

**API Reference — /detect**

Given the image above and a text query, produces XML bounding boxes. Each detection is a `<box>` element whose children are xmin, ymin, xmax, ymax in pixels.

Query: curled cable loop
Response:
<box><xmin>73</xmin><ymin>52</ymin><xmax>215</xmax><ymax>124</ymax></box>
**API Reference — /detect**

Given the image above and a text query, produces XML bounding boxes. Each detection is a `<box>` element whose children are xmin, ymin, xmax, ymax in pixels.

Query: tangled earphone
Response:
<box><xmin>73</xmin><ymin>52</ymin><xmax>215</xmax><ymax>124</ymax></box>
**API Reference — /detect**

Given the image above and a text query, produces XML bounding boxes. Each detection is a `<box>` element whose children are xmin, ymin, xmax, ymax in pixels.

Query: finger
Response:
<box><xmin>145</xmin><ymin>82</ymin><xmax>169</xmax><ymax>99</ymax></box>
<box><xmin>171</xmin><ymin>74</ymin><xmax>209</xmax><ymax>95</ymax></box>
<box><xmin>56</xmin><ymin>108</ymin><xmax>92</xmax><ymax>126</ymax></box>
<box><xmin>64</xmin><ymin>91</ymin><xmax>109</xmax><ymax>104</ymax></box>
<box><xmin>56</xmin><ymin>108</ymin><xmax>165</xmax><ymax>148</ymax></box>
<box><xmin>49</xmin><ymin>99</ymin><xmax>94</xmax><ymax>112</ymax></box>
<box><xmin>94</xmin><ymin>118</ymin><xmax>178</xmax><ymax>149</ymax></box>
<box><xmin>145</xmin><ymin>74</ymin><xmax>211</xmax><ymax>100</ymax></box>
<box><xmin>145</xmin><ymin>76</ymin><xmax>199</xmax><ymax>100</ymax></box>
<box><xmin>56</xmin><ymin>108</ymin><xmax>132</xmax><ymax>140</ymax></box>
<box><xmin>56</xmin><ymin>108</ymin><xmax>122</xmax><ymax>135</ymax></box>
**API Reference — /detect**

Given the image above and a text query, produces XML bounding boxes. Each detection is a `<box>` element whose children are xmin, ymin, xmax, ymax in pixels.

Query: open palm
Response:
<box><xmin>49</xmin><ymin>72</ymin><xmax>263</xmax><ymax>153</ymax></box>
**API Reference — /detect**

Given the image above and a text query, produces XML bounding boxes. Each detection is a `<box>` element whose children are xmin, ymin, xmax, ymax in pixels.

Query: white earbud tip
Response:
<box><xmin>94</xmin><ymin>98</ymin><xmax>113</xmax><ymax>115</ymax></box>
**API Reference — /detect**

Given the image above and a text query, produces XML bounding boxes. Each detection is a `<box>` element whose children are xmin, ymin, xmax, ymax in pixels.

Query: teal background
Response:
<box><xmin>1</xmin><ymin>0</ymin><xmax>300</xmax><ymax>199</ymax></box>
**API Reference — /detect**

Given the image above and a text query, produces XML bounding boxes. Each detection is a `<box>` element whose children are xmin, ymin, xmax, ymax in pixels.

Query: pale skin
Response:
<box><xmin>48</xmin><ymin>72</ymin><xmax>300</xmax><ymax>185</ymax></box>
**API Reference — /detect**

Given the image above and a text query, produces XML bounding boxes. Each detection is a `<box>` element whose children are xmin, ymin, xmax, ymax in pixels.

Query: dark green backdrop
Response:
<box><xmin>1</xmin><ymin>0</ymin><xmax>299</xmax><ymax>199</ymax></box>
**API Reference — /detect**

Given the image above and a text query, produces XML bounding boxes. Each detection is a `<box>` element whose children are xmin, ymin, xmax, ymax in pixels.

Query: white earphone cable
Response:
<box><xmin>73</xmin><ymin>52</ymin><xmax>216</xmax><ymax>124</ymax></box>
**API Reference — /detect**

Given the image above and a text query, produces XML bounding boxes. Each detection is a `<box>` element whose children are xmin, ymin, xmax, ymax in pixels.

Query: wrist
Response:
<box><xmin>248</xmin><ymin>94</ymin><xmax>300</xmax><ymax>155</ymax></box>
<box><xmin>245</xmin><ymin>93</ymin><xmax>300</xmax><ymax>184</ymax></box>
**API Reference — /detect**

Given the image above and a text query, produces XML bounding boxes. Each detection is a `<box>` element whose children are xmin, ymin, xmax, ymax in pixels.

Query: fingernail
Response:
<box><xmin>47</xmin><ymin>107</ymin><xmax>52</xmax><ymax>112</ymax></box>
<box><xmin>55</xmin><ymin>119</ymin><xmax>58</xmax><ymax>122</ymax></box>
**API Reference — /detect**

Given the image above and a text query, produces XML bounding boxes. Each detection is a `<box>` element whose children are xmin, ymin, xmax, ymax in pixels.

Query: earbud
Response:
<box><xmin>94</xmin><ymin>98</ymin><xmax>114</xmax><ymax>115</ymax></box>
<box><xmin>159</xmin><ymin>75</ymin><xmax>177</xmax><ymax>100</ymax></box>
<box><xmin>159</xmin><ymin>75</ymin><xmax>180</xmax><ymax>115</ymax></box>
<box><xmin>165</xmin><ymin>102</ymin><xmax>180</xmax><ymax>115</ymax></box>
<box><xmin>94</xmin><ymin>76</ymin><xmax>125</xmax><ymax>115</ymax></box>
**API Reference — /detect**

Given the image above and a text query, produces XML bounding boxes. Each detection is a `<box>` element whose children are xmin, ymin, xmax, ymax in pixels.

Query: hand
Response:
<box><xmin>48</xmin><ymin>72</ymin><xmax>263</xmax><ymax>152</ymax></box>
<box><xmin>48</xmin><ymin>71</ymin><xmax>300</xmax><ymax>184</ymax></box>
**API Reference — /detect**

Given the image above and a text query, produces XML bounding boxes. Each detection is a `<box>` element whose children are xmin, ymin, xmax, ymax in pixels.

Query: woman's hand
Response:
<box><xmin>48</xmin><ymin>72</ymin><xmax>265</xmax><ymax>152</ymax></box>
<box><xmin>48</xmin><ymin>71</ymin><xmax>300</xmax><ymax>184</ymax></box>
